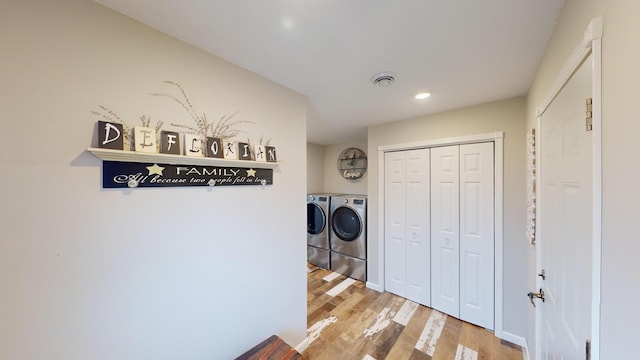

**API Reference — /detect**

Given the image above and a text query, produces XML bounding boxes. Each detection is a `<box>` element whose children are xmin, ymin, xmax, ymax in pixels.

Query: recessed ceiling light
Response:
<box><xmin>371</xmin><ymin>72</ymin><xmax>396</xmax><ymax>87</ymax></box>
<box><xmin>414</xmin><ymin>92</ymin><xmax>431</xmax><ymax>100</ymax></box>
<box><xmin>281</xmin><ymin>17</ymin><xmax>294</xmax><ymax>29</ymax></box>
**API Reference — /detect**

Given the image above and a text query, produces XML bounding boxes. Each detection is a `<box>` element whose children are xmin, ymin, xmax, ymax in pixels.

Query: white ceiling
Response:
<box><xmin>97</xmin><ymin>0</ymin><xmax>564</xmax><ymax>145</ymax></box>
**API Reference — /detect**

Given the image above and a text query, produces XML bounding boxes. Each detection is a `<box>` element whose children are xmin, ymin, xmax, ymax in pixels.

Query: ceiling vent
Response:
<box><xmin>371</xmin><ymin>72</ymin><xmax>396</xmax><ymax>87</ymax></box>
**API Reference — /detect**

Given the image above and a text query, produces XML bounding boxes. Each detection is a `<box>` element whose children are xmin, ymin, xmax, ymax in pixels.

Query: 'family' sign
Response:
<box><xmin>102</xmin><ymin>161</ymin><xmax>273</xmax><ymax>188</ymax></box>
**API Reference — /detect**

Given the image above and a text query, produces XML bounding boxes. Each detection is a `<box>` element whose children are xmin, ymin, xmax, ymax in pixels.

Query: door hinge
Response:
<box><xmin>586</xmin><ymin>98</ymin><xmax>593</xmax><ymax>131</ymax></box>
<box><xmin>538</xmin><ymin>269</ymin><xmax>546</xmax><ymax>280</ymax></box>
<box><xmin>586</xmin><ymin>339</ymin><xmax>591</xmax><ymax>360</ymax></box>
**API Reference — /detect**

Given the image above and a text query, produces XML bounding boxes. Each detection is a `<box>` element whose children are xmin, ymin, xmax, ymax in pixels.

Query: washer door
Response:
<box><xmin>307</xmin><ymin>203</ymin><xmax>326</xmax><ymax>235</ymax></box>
<box><xmin>331</xmin><ymin>206</ymin><xmax>362</xmax><ymax>241</ymax></box>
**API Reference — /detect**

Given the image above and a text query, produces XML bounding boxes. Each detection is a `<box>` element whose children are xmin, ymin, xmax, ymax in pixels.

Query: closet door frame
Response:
<box><xmin>377</xmin><ymin>132</ymin><xmax>504</xmax><ymax>338</ymax></box>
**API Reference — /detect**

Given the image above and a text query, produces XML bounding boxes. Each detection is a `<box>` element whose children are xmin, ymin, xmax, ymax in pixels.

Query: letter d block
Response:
<box><xmin>98</xmin><ymin>121</ymin><xmax>124</xmax><ymax>150</ymax></box>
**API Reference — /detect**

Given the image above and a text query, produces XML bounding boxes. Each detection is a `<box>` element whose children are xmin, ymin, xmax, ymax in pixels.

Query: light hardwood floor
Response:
<box><xmin>303</xmin><ymin>265</ymin><xmax>524</xmax><ymax>360</ymax></box>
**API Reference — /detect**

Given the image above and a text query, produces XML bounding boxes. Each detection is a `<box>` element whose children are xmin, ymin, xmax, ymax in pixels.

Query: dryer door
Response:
<box><xmin>307</xmin><ymin>203</ymin><xmax>326</xmax><ymax>235</ymax></box>
<box><xmin>331</xmin><ymin>206</ymin><xmax>362</xmax><ymax>242</ymax></box>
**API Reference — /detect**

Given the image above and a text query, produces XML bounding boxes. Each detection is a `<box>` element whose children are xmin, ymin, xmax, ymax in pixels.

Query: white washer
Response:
<box><xmin>329</xmin><ymin>195</ymin><xmax>366</xmax><ymax>281</ymax></box>
<box><xmin>307</xmin><ymin>194</ymin><xmax>331</xmax><ymax>268</ymax></box>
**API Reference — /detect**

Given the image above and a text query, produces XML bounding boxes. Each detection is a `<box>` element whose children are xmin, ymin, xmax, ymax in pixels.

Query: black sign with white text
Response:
<box><xmin>102</xmin><ymin>161</ymin><xmax>273</xmax><ymax>188</ymax></box>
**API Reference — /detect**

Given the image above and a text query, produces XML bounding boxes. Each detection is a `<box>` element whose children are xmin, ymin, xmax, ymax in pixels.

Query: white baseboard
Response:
<box><xmin>295</xmin><ymin>337</ymin><xmax>309</xmax><ymax>354</ymax></box>
<box><xmin>501</xmin><ymin>331</ymin><xmax>529</xmax><ymax>360</ymax></box>
<box><xmin>365</xmin><ymin>281</ymin><xmax>383</xmax><ymax>292</ymax></box>
<box><xmin>523</xmin><ymin>344</ymin><xmax>530</xmax><ymax>360</ymax></box>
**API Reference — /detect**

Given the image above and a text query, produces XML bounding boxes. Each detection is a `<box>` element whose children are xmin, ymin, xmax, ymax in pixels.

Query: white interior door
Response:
<box><xmin>405</xmin><ymin>149</ymin><xmax>430</xmax><ymax>305</ymax></box>
<box><xmin>459</xmin><ymin>142</ymin><xmax>494</xmax><ymax>330</ymax></box>
<box><xmin>538</xmin><ymin>54</ymin><xmax>593</xmax><ymax>359</ymax></box>
<box><xmin>385</xmin><ymin>143</ymin><xmax>495</xmax><ymax>326</ymax></box>
<box><xmin>384</xmin><ymin>150</ymin><xmax>430</xmax><ymax>305</ymax></box>
<box><xmin>430</xmin><ymin>145</ymin><xmax>460</xmax><ymax>317</ymax></box>
<box><xmin>385</xmin><ymin>151</ymin><xmax>407</xmax><ymax>297</ymax></box>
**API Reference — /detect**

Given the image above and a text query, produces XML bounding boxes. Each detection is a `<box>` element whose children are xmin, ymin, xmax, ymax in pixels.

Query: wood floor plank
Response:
<box><xmin>329</xmin><ymin>279</ymin><xmax>365</xmax><ymax>307</ymax></box>
<box><xmin>306</xmin><ymin>294</ymin><xmax>333</xmax><ymax>319</ymax></box>
<box><xmin>351</xmin><ymin>288</ymin><xmax>384</xmax><ymax>313</ymax></box>
<box><xmin>393</xmin><ymin>299</ymin><xmax>420</xmax><ymax>326</ymax></box>
<box><xmin>344</xmin><ymin>292</ymin><xmax>408</xmax><ymax>359</ymax></box>
<box><xmin>307</xmin><ymin>315</ymin><xmax>337</xmax><ymax>345</ymax></box>
<box><xmin>312</xmin><ymin>279</ymin><xmax>372</xmax><ymax>345</ymax></box>
<box><xmin>312</xmin><ymin>310</ymin><xmax>355</xmax><ymax>344</ymax></box>
<box><xmin>345</xmin><ymin>312</ymin><xmax>394</xmax><ymax>358</ymax></box>
<box><xmin>367</xmin><ymin>321</ymin><xmax>405</xmax><ymax>360</ymax></box>
<box><xmin>415</xmin><ymin>310</ymin><xmax>447</xmax><ymax>356</ymax></box>
<box><xmin>310</xmin><ymin>275</ymin><xmax>346</xmax><ymax>297</ymax></box>
<box><xmin>362</xmin><ymin>289</ymin><xmax>396</xmax><ymax>315</ymax></box>
<box><xmin>458</xmin><ymin>322</ymin><xmax>482</xmax><ymax>355</ymax></box>
<box><xmin>307</xmin><ymin>301</ymin><xmax>336</xmax><ymax>327</ymax></box>
<box><xmin>339</xmin><ymin>308</ymin><xmax>378</xmax><ymax>345</ymax></box>
<box><xmin>330</xmin><ymin>289</ymin><xmax>367</xmax><ymax>317</ymax></box>
<box><xmin>363</xmin><ymin>307</ymin><xmax>396</xmax><ymax>340</ymax></box>
<box><xmin>474</xmin><ymin>324</ymin><xmax>499</xmax><ymax>360</ymax></box>
<box><xmin>498</xmin><ymin>340</ymin><xmax>524</xmax><ymax>360</ymax></box>
<box><xmin>403</xmin><ymin>304</ymin><xmax>432</xmax><ymax>338</ymax></box>
<box><xmin>303</xmin><ymin>267</ymin><xmax>523</xmax><ymax>360</ymax></box>
<box><xmin>306</xmin><ymin>338</ymin><xmax>344</xmax><ymax>360</ymax></box>
<box><xmin>408</xmin><ymin>348</ymin><xmax>433</xmax><ymax>360</ymax></box>
<box><xmin>430</xmin><ymin>315</ymin><xmax>463</xmax><ymax>360</ymax></box>
<box><xmin>384</xmin><ymin>331</ymin><xmax>419</xmax><ymax>360</ymax></box>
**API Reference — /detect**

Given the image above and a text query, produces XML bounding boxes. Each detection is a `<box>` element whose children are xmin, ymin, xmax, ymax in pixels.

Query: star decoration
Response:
<box><xmin>246</xmin><ymin>168</ymin><xmax>256</xmax><ymax>177</ymax></box>
<box><xmin>147</xmin><ymin>164</ymin><xmax>165</xmax><ymax>176</ymax></box>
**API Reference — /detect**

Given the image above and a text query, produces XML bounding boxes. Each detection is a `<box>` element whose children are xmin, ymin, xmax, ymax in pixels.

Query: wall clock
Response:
<box><xmin>337</xmin><ymin>147</ymin><xmax>367</xmax><ymax>179</ymax></box>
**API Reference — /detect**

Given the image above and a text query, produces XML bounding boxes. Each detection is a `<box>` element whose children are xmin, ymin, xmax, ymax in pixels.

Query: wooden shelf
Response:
<box><xmin>87</xmin><ymin>147</ymin><xmax>279</xmax><ymax>168</ymax></box>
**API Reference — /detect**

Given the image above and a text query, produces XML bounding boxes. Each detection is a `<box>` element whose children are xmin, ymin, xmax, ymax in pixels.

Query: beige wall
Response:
<box><xmin>324</xmin><ymin>140</ymin><xmax>368</xmax><ymax>195</ymax></box>
<box><xmin>367</xmin><ymin>97</ymin><xmax>527</xmax><ymax>339</ymax></box>
<box><xmin>306</xmin><ymin>140</ymin><xmax>369</xmax><ymax>195</ymax></box>
<box><xmin>0</xmin><ymin>1</ymin><xmax>307</xmax><ymax>359</ymax></box>
<box><xmin>307</xmin><ymin>143</ymin><xmax>325</xmax><ymax>194</ymax></box>
<box><xmin>526</xmin><ymin>0</ymin><xmax>640</xmax><ymax>358</ymax></box>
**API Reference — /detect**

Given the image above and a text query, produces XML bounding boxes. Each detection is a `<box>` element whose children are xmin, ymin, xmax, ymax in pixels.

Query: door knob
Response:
<box><xmin>527</xmin><ymin>288</ymin><xmax>545</xmax><ymax>307</ymax></box>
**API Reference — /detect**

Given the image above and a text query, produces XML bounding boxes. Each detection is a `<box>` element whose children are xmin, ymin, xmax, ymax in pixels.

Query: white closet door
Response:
<box><xmin>385</xmin><ymin>151</ymin><xmax>407</xmax><ymax>297</ymax></box>
<box><xmin>405</xmin><ymin>149</ymin><xmax>430</xmax><ymax>305</ymax></box>
<box><xmin>430</xmin><ymin>145</ymin><xmax>460</xmax><ymax>317</ymax></box>
<box><xmin>384</xmin><ymin>149</ymin><xmax>430</xmax><ymax>305</ymax></box>
<box><xmin>459</xmin><ymin>142</ymin><xmax>494</xmax><ymax>330</ymax></box>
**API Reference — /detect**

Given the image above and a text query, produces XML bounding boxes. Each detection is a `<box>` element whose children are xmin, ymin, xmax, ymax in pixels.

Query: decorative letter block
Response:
<box><xmin>98</xmin><ymin>121</ymin><xmax>123</xmax><ymax>150</ymax></box>
<box><xmin>205</xmin><ymin>137</ymin><xmax>223</xmax><ymax>158</ymax></box>
<box><xmin>160</xmin><ymin>131</ymin><xmax>181</xmax><ymax>155</ymax></box>
<box><xmin>254</xmin><ymin>145</ymin><xmax>266</xmax><ymax>162</ymax></box>
<box><xmin>266</xmin><ymin>146</ymin><xmax>277</xmax><ymax>163</ymax></box>
<box><xmin>238</xmin><ymin>142</ymin><xmax>252</xmax><ymax>161</ymax></box>
<box><xmin>134</xmin><ymin>126</ymin><xmax>157</xmax><ymax>153</ymax></box>
<box><xmin>184</xmin><ymin>134</ymin><xmax>203</xmax><ymax>157</ymax></box>
<box><xmin>224</xmin><ymin>141</ymin><xmax>237</xmax><ymax>160</ymax></box>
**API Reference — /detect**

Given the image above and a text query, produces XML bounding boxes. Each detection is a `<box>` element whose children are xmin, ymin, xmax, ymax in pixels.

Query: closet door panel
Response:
<box><xmin>405</xmin><ymin>149</ymin><xmax>430</xmax><ymax>305</ymax></box>
<box><xmin>385</xmin><ymin>151</ymin><xmax>407</xmax><ymax>297</ymax></box>
<box><xmin>430</xmin><ymin>146</ymin><xmax>460</xmax><ymax>317</ymax></box>
<box><xmin>459</xmin><ymin>142</ymin><xmax>494</xmax><ymax>329</ymax></box>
